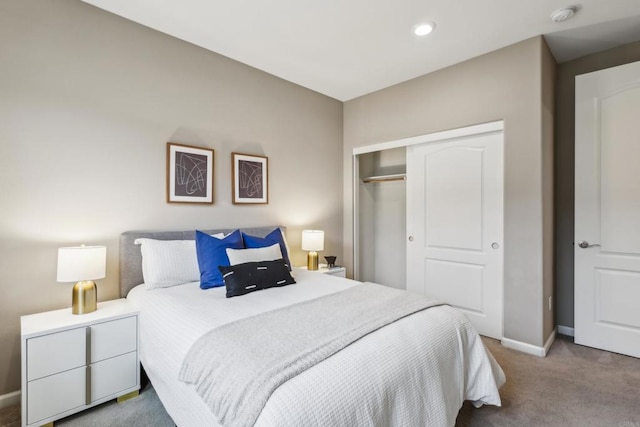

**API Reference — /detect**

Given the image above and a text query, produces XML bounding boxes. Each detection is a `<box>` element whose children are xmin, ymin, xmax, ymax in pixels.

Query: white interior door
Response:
<box><xmin>575</xmin><ymin>60</ymin><xmax>640</xmax><ymax>358</ymax></box>
<box><xmin>406</xmin><ymin>131</ymin><xmax>504</xmax><ymax>339</ymax></box>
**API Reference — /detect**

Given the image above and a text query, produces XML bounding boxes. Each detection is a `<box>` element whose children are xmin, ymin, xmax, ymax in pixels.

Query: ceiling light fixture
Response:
<box><xmin>550</xmin><ymin>7</ymin><xmax>577</xmax><ymax>23</ymax></box>
<box><xmin>414</xmin><ymin>22</ymin><xmax>435</xmax><ymax>36</ymax></box>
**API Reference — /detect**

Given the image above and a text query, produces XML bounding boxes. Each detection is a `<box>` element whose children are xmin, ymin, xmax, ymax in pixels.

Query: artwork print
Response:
<box><xmin>167</xmin><ymin>143</ymin><xmax>214</xmax><ymax>204</ymax></box>
<box><xmin>238</xmin><ymin>160</ymin><xmax>263</xmax><ymax>199</ymax></box>
<box><xmin>175</xmin><ymin>151</ymin><xmax>208</xmax><ymax>197</ymax></box>
<box><xmin>232</xmin><ymin>153</ymin><xmax>268</xmax><ymax>204</ymax></box>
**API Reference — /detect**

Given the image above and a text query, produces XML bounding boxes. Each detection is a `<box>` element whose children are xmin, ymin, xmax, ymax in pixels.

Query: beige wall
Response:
<box><xmin>0</xmin><ymin>0</ymin><xmax>343</xmax><ymax>396</ymax></box>
<box><xmin>542</xmin><ymin>40</ymin><xmax>556</xmax><ymax>340</ymax></box>
<box><xmin>554</xmin><ymin>40</ymin><xmax>640</xmax><ymax>328</ymax></box>
<box><xmin>344</xmin><ymin>37</ymin><xmax>554</xmax><ymax>348</ymax></box>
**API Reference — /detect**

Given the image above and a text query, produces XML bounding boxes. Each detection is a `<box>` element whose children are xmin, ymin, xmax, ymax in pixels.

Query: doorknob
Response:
<box><xmin>578</xmin><ymin>240</ymin><xmax>600</xmax><ymax>249</ymax></box>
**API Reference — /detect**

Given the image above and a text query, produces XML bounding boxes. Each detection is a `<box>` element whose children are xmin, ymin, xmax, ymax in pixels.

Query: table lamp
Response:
<box><xmin>57</xmin><ymin>245</ymin><xmax>106</xmax><ymax>314</ymax></box>
<box><xmin>301</xmin><ymin>230</ymin><xmax>324</xmax><ymax>270</ymax></box>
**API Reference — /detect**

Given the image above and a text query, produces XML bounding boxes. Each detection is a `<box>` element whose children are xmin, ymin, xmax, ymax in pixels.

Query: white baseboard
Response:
<box><xmin>0</xmin><ymin>390</ymin><xmax>20</xmax><ymax>409</ymax></box>
<box><xmin>557</xmin><ymin>325</ymin><xmax>575</xmax><ymax>337</ymax></box>
<box><xmin>501</xmin><ymin>329</ymin><xmax>556</xmax><ymax>357</ymax></box>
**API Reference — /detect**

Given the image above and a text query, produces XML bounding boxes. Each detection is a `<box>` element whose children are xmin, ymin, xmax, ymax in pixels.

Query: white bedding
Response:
<box><xmin>128</xmin><ymin>270</ymin><xmax>505</xmax><ymax>427</ymax></box>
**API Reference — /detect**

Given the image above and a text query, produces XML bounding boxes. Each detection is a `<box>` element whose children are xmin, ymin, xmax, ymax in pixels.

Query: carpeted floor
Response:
<box><xmin>2</xmin><ymin>335</ymin><xmax>639</xmax><ymax>426</ymax></box>
<box><xmin>456</xmin><ymin>335</ymin><xmax>640</xmax><ymax>426</ymax></box>
<box><xmin>0</xmin><ymin>383</ymin><xmax>174</xmax><ymax>427</ymax></box>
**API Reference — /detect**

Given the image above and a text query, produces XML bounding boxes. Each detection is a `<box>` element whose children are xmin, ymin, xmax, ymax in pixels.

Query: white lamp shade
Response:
<box><xmin>301</xmin><ymin>230</ymin><xmax>324</xmax><ymax>251</ymax></box>
<box><xmin>57</xmin><ymin>246</ymin><xmax>107</xmax><ymax>282</ymax></box>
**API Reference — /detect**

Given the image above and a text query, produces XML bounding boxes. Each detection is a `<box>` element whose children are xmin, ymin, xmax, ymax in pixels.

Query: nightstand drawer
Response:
<box><xmin>27</xmin><ymin>327</ymin><xmax>86</xmax><ymax>381</ymax></box>
<box><xmin>27</xmin><ymin>366</ymin><xmax>86</xmax><ymax>425</ymax></box>
<box><xmin>90</xmin><ymin>351</ymin><xmax>137</xmax><ymax>403</ymax></box>
<box><xmin>90</xmin><ymin>316</ymin><xmax>137</xmax><ymax>363</ymax></box>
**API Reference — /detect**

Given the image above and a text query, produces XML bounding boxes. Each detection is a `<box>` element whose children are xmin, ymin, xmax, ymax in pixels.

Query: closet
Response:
<box><xmin>353</xmin><ymin>121</ymin><xmax>504</xmax><ymax>339</ymax></box>
<box><xmin>355</xmin><ymin>147</ymin><xmax>407</xmax><ymax>290</ymax></box>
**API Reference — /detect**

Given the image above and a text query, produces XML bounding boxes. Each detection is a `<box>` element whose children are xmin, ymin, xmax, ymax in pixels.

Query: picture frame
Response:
<box><xmin>232</xmin><ymin>152</ymin><xmax>268</xmax><ymax>204</ymax></box>
<box><xmin>166</xmin><ymin>142</ymin><xmax>214</xmax><ymax>204</ymax></box>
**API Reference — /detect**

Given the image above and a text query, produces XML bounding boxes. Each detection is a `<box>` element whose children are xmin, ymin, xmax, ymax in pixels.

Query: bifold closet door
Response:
<box><xmin>406</xmin><ymin>131</ymin><xmax>504</xmax><ymax>339</ymax></box>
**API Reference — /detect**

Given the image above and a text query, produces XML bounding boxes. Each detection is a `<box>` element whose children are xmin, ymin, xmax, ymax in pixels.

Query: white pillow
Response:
<box><xmin>135</xmin><ymin>238</ymin><xmax>200</xmax><ymax>289</ymax></box>
<box><xmin>226</xmin><ymin>243</ymin><xmax>283</xmax><ymax>266</ymax></box>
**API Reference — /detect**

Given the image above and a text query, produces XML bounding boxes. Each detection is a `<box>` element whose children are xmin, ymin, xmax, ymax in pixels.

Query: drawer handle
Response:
<box><xmin>86</xmin><ymin>327</ymin><xmax>91</xmax><ymax>405</ymax></box>
<box><xmin>86</xmin><ymin>327</ymin><xmax>91</xmax><ymax>365</ymax></box>
<box><xmin>86</xmin><ymin>366</ymin><xmax>91</xmax><ymax>405</ymax></box>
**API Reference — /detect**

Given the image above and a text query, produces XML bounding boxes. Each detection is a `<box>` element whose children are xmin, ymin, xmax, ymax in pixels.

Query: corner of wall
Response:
<box><xmin>541</xmin><ymin>34</ymin><xmax>557</xmax><ymax>342</ymax></box>
<box><xmin>501</xmin><ymin>328</ymin><xmax>556</xmax><ymax>357</ymax></box>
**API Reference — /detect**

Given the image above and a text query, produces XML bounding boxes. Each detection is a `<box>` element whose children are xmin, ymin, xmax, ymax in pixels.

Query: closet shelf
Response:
<box><xmin>361</xmin><ymin>173</ymin><xmax>407</xmax><ymax>183</ymax></box>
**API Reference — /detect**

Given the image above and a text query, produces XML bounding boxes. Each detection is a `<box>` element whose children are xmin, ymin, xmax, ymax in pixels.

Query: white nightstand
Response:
<box><xmin>21</xmin><ymin>299</ymin><xmax>140</xmax><ymax>427</ymax></box>
<box><xmin>297</xmin><ymin>265</ymin><xmax>347</xmax><ymax>278</ymax></box>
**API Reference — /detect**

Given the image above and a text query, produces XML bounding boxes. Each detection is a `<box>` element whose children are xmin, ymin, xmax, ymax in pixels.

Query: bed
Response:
<box><xmin>120</xmin><ymin>226</ymin><xmax>505</xmax><ymax>427</ymax></box>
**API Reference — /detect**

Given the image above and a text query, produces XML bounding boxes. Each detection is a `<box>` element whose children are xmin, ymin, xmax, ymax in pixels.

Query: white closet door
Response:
<box><xmin>575</xmin><ymin>60</ymin><xmax>640</xmax><ymax>358</ymax></box>
<box><xmin>406</xmin><ymin>131</ymin><xmax>504</xmax><ymax>339</ymax></box>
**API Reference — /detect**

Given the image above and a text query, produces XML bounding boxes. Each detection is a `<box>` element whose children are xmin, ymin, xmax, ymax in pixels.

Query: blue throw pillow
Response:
<box><xmin>242</xmin><ymin>228</ymin><xmax>292</xmax><ymax>271</ymax></box>
<box><xmin>195</xmin><ymin>230</ymin><xmax>244</xmax><ymax>289</ymax></box>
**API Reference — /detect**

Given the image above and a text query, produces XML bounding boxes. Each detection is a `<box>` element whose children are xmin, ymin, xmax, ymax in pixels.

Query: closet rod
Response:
<box><xmin>361</xmin><ymin>173</ymin><xmax>407</xmax><ymax>183</ymax></box>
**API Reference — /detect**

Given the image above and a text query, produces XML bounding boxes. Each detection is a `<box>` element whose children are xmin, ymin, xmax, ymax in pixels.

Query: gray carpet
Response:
<box><xmin>2</xmin><ymin>335</ymin><xmax>639</xmax><ymax>426</ymax></box>
<box><xmin>0</xmin><ymin>383</ymin><xmax>173</xmax><ymax>427</ymax></box>
<box><xmin>456</xmin><ymin>335</ymin><xmax>640</xmax><ymax>426</ymax></box>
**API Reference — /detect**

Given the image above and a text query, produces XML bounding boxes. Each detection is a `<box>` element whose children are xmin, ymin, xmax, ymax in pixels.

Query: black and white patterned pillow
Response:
<box><xmin>218</xmin><ymin>259</ymin><xmax>296</xmax><ymax>298</ymax></box>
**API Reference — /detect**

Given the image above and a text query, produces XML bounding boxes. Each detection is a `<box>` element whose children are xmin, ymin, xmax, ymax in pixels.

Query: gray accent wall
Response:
<box><xmin>0</xmin><ymin>0</ymin><xmax>343</xmax><ymax>396</ymax></box>
<box><xmin>343</xmin><ymin>37</ymin><xmax>556</xmax><ymax>349</ymax></box>
<box><xmin>554</xmin><ymin>41</ymin><xmax>640</xmax><ymax>329</ymax></box>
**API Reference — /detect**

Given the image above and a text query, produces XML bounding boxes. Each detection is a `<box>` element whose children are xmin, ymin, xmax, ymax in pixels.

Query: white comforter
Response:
<box><xmin>128</xmin><ymin>270</ymin><xmax>505</xmax><ymax>427</ymax></box>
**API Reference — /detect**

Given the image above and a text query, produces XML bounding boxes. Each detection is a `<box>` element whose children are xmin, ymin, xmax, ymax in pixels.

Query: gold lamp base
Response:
<box><xmin>72</xmin><ymin>280</ymin><xmax>97</xmax><ymax>314</ymax></box>
<box><xmin>307</xmin><ymin>251</ymin><xmax>319</xmax><ymax>270</ymax></box>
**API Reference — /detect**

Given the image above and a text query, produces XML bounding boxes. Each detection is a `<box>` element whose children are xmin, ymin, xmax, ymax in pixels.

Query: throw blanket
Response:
<box><xmin>178</xmin><ymin>283</ymin><xmax>444</xmax><ymax>427</ymax></box>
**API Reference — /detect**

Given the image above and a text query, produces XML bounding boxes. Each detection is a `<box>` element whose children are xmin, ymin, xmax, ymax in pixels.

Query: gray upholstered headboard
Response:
<box><xmin>119</xmin><ymin>226</ymin><xmax>286</xmax><ymax>297</ymax></box>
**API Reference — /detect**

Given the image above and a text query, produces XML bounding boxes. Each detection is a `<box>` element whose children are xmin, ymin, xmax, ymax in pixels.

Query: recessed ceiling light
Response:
<box><xmin>550</xmin><ymin>7</ymin><xmax>577</xmax><ymax>23</ymax></box>
<box><xmin>414</xmin><ymin>22</ymin><xmax>435</xmax><ymax>36</ymax></box>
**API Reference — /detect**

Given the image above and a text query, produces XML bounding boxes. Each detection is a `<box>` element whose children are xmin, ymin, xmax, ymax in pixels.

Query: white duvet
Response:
<box><xmin>128</xmin><ymin>270</ymin><xmax>505</xmax><ymax>427</ymax></box>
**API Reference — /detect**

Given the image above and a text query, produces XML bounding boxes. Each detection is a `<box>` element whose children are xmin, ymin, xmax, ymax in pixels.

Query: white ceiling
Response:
<box><xmin>82</xmin><ymin>0</ymin><xmax>640</xmax><ymax>101</ymax></box>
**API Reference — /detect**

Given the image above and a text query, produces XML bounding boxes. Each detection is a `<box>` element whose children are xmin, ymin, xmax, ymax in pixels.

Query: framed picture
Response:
<box><xmin>232</xmin><ymin>152</ymin><xmax>268</xmax><ymax>204</ymax></box>
<box><xmin>166</xmin><ymin>142</ymin><xmax>214</xmax><ymax>204</ymax></box>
